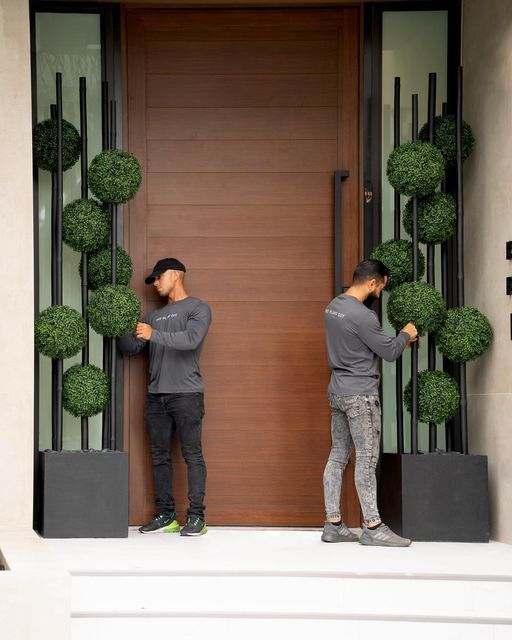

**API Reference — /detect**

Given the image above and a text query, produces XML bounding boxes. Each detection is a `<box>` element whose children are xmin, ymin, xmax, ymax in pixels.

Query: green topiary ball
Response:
<box><xmin>88</xmin><ymin>285</ymin><xmax>141</xmax><ymax>337</ymax></box>
<box><xmin>403</xmin><ymin>192</ymin><xmax>457</xmax><ymax>245</ymax></box>
<box><xmin>370</xmin><ymin>239</ymin><xmax>425</xmax><ymax>291</ymax></box>
<box><xmin>63</xmin><ymin>364</ymin><xmax>110</xmax><ymax>418</ymax></box>
<box><xmin>63</xmin><ymin>199</ymin><xmax>111</xmax><ymax>253</ymax></box>
<box><xmin>89</xmin><ymin>150</ymin><xmax>142</xmax><ymax>204</ymax></box>
<box><xmin>419</xmin><ymin>115</ymin><xmax>475</xmax><ymax>167</ymax></box>
<box><xmin>386</xmin><ymin>141</ymin><xmax>445</xmax><ymax>197</ymax></box>
<box><xmin>33</xmin><ymin>118</ymin><xmax>81</xmax><ymax>172</ymax></box>
<box><xmin>387</xmin><ymin>281</ymin><xmax>446</xmax><ymax>335</ymax></box>
<box><xmin>35</xmin><ymin>305</ymin><xmax>87</xmax><ymax>360</ymax></box>
<box><xmin>435</xmin><ymin>306</ymin><xmax>493</xmax><ymax>362</ymax></box>
<box><xmin>80</xmin><ymin>245</ymin><xmax>133</xmax><ymax>290</ymax></box>
<box><xmin>404</xmin><ymin>370</ymin><xmax>460</xmax><ymax>424</ymax></box>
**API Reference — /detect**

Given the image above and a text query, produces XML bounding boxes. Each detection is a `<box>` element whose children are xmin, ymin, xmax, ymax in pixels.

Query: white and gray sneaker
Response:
<box><xmin>321</xmin><ymin>521</ymin><xmax>359</xmax><ymax>543</ymax></box>
<box><xmin>359</xmin><ymin>523</ymin><xmax>411</xmax><ymax>547</ymax></box>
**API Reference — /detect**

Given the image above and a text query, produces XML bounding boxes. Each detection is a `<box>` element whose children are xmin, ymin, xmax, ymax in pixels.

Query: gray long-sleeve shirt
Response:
<box><xmin>324</xmin><ymin>294</ymin><xmax>409</xmax><ymax>396</ymax></box>
<box><xmin>118</xmin><ymin>296</ymin><xmax>212</xmax><ymax>394</ymax></box>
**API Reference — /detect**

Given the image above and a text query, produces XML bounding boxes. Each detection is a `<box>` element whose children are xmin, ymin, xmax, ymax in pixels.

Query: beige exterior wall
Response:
<box><xmin>464</xmin><ymin>0</ymin><xmax>512</xmax><ymax>544</ymax></box>
<box><xmin>0</xmin><ymin>0</ymin><xmax>34</xmax><ymax>530</ymax></box>
<box><xmin>0</xmin><ymin>1</ymin><xmax>70</xmax><ymax>637</ymax></box>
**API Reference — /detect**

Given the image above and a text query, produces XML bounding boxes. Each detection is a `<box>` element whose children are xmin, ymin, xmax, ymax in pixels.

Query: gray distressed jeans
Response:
<box><xmin>323</xmin><ymin>393</ymin><xmax>382</xmax><ymax>524</ymax></box>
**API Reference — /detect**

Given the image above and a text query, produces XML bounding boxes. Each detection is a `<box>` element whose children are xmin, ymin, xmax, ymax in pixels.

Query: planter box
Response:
<box><xmin>379</xmin><ymin>453</ymin><xmax>490</xmax><ymax>542</ymax></box>
<box><xmin>38</xmin><ymin>450</ymin><xmax>129</xmax><ymax>538</ymax></box>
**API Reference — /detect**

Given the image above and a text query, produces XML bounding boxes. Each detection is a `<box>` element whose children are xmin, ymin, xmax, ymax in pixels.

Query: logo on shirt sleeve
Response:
<box><xmin>325</xmin><ymin>309</ymin><xmax>345</xmax><ymax>319</ymax></box>
<box><xmin>155</xmin><ymin>313</ymin><xmax>178</xmax><ymax>322</ymax></box>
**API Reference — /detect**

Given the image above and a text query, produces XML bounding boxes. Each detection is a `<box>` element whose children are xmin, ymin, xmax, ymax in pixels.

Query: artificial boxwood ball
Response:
<box><xmin>63</xmin><ymin>364</ymin><xmax>110</xmax><ymax>418</ymax></box>
<box><xmin>35</xmin><ymin>305</ymin><xmax>87</xmax><ymax>360</ymax></box>
<box><xmin>387</xmin><ymin>281</ymin><xmax>445</xmax><ymax>335</ymax></box>
<box><xmin>403</xmin><ymin>192</ymin><xmax>457</xmax><ymax>245</ymax></box>
<box><xmin>88</xmin><ymin>285</ymin><xmax>141</xmax><ymax>337</ymax></box>
<box><xmin>33</xmin><ymin>118</ymin><xmax>81</xmax><ymax>171</ymax></box>
<box><xmin>386</xmin><ymin>141</ymin><xmax>445</xmax><ymax>197</ymax></box>
<box><xmin>81</xmin><ymin>245</ymin><xmax>133</xmax><ymax>290</ymax></box>
<box><xmin>404</xmin><ymin>370</ymin><xmax>460</xmax><ymax>424</ymax></box>
<box><xmin>435</xmin><ymin>307</ymin><xmax>493</xmax><ymax>362</ymax></box>
<box><xmin>419</xmin><ymin>115</ymin><xmax>475</xmax><ymax>167</ymax></box>
<box><xmin>370</xmin><ymin>239</ymin><xmax>425</xmax><ymax>291</ymax></box>
<box><xmin>89</xmin><ymin>150</ymin><xmax>142</xmax><ymax>204</ymax></box>
<box><xmin>63</xmin><ymin>199</ymin><xmax>111</xmax><ymax>253</ymax></box>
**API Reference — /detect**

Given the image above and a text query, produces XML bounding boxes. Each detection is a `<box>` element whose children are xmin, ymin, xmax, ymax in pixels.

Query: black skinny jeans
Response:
<box><xmin>143</xmin><ymin>392</ymin><xmax>206</xmax><ymax>519</ymax></box>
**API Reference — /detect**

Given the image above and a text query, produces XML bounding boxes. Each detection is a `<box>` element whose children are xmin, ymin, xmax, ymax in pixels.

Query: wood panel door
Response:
<box><xmin>124</xmin><ymin>7</ymin><xmax>362</xmax><ymax>526</ymax></box>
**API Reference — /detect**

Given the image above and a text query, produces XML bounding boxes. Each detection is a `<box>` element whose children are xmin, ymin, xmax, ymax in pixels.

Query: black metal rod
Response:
<box><xmin>456</xmin><ymin>67</ymin><xmax>468</xmax><ymax>454</ymax></box>
<box><xmin>102</xmin><ymin>339</ymin><xmax>111</xmax><ymax>449</ymax></box>
<box><xmin>55</xmin><ymin>73</ymin><xmax>64</xmax><ymax>452</ymax></box>
<box><xmin>334</xmin><ymin>170</ymin><xmax>350</xmax><ymax>296</ymax></box>
<box><xmin>101</xmin><ymin>81</ymin><xmax>109</xmax><ymax>150</ymax></box>
<box><xmin>110</xmin><ymin>333</ymin><xmax>117</xmax><ymax>451</ymax></box>
<box><xmin>109</xmin><ymin>98</ymin><xmax>118</xmax><ymax>451</ymax></box>
<box><xmin>393</xmin><ymin>78</ymin><xmax>401</xmax><ymax>240</ymax></box>
<box><xmin>56</xmin><ymin>77</ymin><xmax>63</xmax><ymax>305</ymax></box>
<box><xmin>441</xmin><ymin>101</ymin><xmax>449</xmax><ymax>300</ymax></box>
<box><xmin>410</xmin><ymin>94</ymin><xmax>419</xmax><ymax>455</ymax></box>
<box><xmin>427</xmin><ymin>72</ymin><xmax>437</xmax><ymax>452</ymax></box>
<box><xmin>393</xmin><ymin>77</ymin><xmax>404</xmax><ymax>455</ymax></box>
<box><xmin>50</xmin><ymin>104</ymin><xmax>57</xmax><ymax>305</ymax></box>
<box><xmin>50</xmin><ymin>103</ymin><xmax>58</xmax><ymax>451</ymax></box>
<box><xmin>101</xmin><ymin>81</ymin><xmax>111</xmax><ymax>447</ymax></box>
<box><xmin>79</xmin><ymin>77</ymin><xmax>90</xmax><ymax>450</ymax></box>
<box><xmin>109</xmin><ymin>201</ymin><xmax>117</xmax><ymax>449</ymax></box>
<box><xmin>440</xmin><ymin>101</ymin><xmax>452</xmax><ymax>452</ymax></box>
<box><xmin>110</xmin><ymin>99</ymin><xmax>117</xmax><ymax>150</ymax></box>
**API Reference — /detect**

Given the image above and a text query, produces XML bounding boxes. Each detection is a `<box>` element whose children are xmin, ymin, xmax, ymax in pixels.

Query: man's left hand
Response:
<box><xmin>136</xmin><ymin>322</ymin><xmax>152</xmax><ymax>340</ymax></box>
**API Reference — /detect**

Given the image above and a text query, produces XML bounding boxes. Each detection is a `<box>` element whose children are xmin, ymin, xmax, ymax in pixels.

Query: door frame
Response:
<box><xmin>31</xmin><ymin>0</ymin><xmax>463</xmax><ymax>526</ymax></box>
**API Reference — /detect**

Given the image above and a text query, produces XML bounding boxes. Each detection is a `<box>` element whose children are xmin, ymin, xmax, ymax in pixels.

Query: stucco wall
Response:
<box><xmin>0</xmin><ymin>0</ymin><xmax>34</xmax><ymax>530</ymax></box>
<box><xmin>0</xmin><ymin>3</ymin><xmax>70</xmax><ymax>637</ymax></box>
<box><xmin>463</xmin><ymin>0</ymin><xmax>512</xmax><ymax>544</ymax></box>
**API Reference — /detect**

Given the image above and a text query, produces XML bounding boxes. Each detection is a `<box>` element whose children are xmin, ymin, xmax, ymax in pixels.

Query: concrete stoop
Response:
<box><xmin>43</xmin><ymin>528</ymin><xmax>512</xmax><ymax>640</ymax></box>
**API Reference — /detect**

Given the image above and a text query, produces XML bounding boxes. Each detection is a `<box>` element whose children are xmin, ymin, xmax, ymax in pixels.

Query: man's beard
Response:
<box><xmin>363</xmin><ymin>292</ymin><xmax>378</xmax><ymax>308</ymax></box>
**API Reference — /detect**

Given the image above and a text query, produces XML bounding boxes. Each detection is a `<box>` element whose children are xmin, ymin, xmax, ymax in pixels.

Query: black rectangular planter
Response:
<box><xmin>379</xmin><ymin>453</ymin><xmax>490</xmax><ymax>542</ymax></box>
<box><xmin>38</xmin><ymin>450</ymin><xmax>129</xmax><ymax>538</ymax></box>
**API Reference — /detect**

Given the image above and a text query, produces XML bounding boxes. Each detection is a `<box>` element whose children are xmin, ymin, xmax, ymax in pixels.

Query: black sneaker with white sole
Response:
<box><xmin>139</xmin><ymin>512</ymin><xmax>180</xmax><ymax>534</ymax></box>
<box><xmin>180</xmin><ymin>516</ymin><xmax>207</xmax><ymax>537</ymax></box>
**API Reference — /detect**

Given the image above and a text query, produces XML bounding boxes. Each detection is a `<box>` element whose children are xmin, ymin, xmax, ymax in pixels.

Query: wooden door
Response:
<box><xmin>124</xmin><ymin>7</ymin><xmax>362</xmax><ymax>526</ymax></box>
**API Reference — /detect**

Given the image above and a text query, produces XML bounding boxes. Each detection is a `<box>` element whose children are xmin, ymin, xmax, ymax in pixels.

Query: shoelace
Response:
<box><xmin>156</xmin><ymin>513</ymin><xmax>173</xmax><ymax>522</ymax></box>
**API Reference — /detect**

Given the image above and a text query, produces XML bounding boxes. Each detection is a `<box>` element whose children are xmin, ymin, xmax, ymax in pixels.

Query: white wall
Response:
<box><xmin>0</xmin><ymin>2</ymin><xmax>70</xmax><ymax>637</ymax></box>
<box><xmin>463</xmin><ymin>0</ymin><xmax>512</xmax><ymax>544</ymax></box>
<box><xmin>0</xmin><ymin>0</ymin><xmax>34</xmax><ymax>531</ymax></box>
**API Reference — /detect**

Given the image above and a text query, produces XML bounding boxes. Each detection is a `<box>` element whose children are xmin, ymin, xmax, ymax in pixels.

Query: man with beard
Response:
<box><xmin>118</xmin><ymin>258</ymin><xmax>211</xmax><ymax>537</ymax></box>
<box><xmin>321</xmin><ymin>259</ymin><xmax>417</xmax><ymax>547</ymax></box>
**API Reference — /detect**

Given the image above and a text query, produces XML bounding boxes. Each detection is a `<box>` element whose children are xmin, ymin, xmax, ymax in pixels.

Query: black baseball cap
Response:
<box><xmin>145</xmin><ymin>258</ymin><xmax>186</xmax><ymax>284</ymax></box>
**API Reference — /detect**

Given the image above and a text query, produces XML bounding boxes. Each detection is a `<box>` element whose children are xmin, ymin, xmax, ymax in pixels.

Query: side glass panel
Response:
<box><xmin>35</xmin><ymin>12</ymin><xmax>103</xmax><ymax>450</ymax></box>
<box><xmin>381</xmin><ymin>11</ymin><xmax>448</xmax><ymax>452</ymax></box>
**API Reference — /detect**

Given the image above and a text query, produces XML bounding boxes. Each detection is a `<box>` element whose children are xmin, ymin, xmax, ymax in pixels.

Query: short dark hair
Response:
<box><xmin>352</xmin><ymin>259</ymin><xmax>390</xmax><ymax>285</ymax></box>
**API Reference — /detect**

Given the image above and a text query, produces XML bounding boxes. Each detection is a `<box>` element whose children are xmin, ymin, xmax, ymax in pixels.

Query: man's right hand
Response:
<box><xmin>402</xmin><ymin>322</ymin><xmax>418</xmax><ymax>341</ymax></box>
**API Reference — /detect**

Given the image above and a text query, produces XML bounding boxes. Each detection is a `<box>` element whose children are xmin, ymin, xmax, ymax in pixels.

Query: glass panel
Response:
<box><xmin>35</xmin><ymin>12</ymin><xmax>103</xmax><ymax>450</ymax></box>
<box><xmin>381</xmin><ymin>11</ymin><xmax>448</xmax><ymax>452</ymax></box>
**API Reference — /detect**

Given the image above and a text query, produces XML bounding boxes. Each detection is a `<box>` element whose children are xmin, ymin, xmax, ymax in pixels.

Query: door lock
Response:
<box><xmin>364</xmin><ymin>189</ymin><xmax>373</xmax><ymax>204</ymax></box>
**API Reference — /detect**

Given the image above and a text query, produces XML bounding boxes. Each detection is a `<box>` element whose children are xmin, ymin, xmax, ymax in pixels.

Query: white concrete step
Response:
<box><xmin>72</xmin><ymin>617</ymin><xmax>512</xmax><ymax>640</ymax></box>
<box><xmin>71</xmin><ymin>573</ymin><xmax>512</xmax><ymax>623</ymax></box>
<box><xmin>43</xmin><ymin>529</ymin><xmax>512</xmax><ymax>639</ymax></box>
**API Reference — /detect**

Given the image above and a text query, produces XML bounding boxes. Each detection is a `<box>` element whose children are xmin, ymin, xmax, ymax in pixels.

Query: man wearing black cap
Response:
<box><xmin>118</xmin><ymin>258</ymin><xmax>212</xmax><ymax>537</ymax></box>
